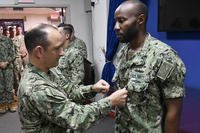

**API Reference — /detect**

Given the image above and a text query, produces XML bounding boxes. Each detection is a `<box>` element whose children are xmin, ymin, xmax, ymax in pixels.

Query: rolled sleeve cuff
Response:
<box><xmin>83</xmin><ymin>85</ymin><xmax>93</xmax><ymax>93</ymax></box>
<box><xmin>97</xmin><ymin>97</ymin><xmax>112</xmax><ymax>116</ymax></box>
<box><xmin>164</xmin><ymin>86</ymin><xmax>185</xmax><ymax>99</ymax></box>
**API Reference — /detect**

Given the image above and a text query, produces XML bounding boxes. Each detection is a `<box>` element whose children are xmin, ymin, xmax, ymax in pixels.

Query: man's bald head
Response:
<box><xmin>116</xmin><ymin>0</ymin><xmax>148</xmax><ymax>18</ymax></box>
<box><xmin>24</xmin><ymin>23</ymin><xmax>58</xmax><ymax>53</ymax></box>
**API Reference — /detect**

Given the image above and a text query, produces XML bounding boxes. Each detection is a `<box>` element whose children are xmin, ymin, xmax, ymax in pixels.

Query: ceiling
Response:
<box><xmin>0</xmin><ymin>8</ymin><xmax>60</xmax><ymax>15</ymax></box>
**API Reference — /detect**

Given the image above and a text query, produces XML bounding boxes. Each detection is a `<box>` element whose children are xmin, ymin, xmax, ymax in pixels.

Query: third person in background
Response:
<box><xmin>57</xmin><ymin>24</ymin><xmax>87</xmax><ymax>85</ymax></box>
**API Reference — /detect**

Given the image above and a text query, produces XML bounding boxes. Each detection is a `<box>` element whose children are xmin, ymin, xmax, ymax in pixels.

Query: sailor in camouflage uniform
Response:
<box><xmin>12</xmin><ymin>27</ymin><xmax>23</xmax><ymax>95</ymax></box>
<box><xmin>57</xmin><ymin>26</ymin><xmax>85</xmax><ymax>85</ymax></box>
<box><xmin>113</xmin><ymin>1</ymin><xmax>186</xmax><ymax>132</ymax></box>
<box><xmin>0</xmin><ymin>35</ymin><xmax>17</xmax><ymax>113</ymax></box>
<box><xmin>18</xmin><ymin>23</ymin><xmax>128</xmax><ymax>133</ymax></box>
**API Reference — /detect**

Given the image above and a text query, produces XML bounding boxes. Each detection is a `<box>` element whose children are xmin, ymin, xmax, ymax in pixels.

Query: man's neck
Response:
<box><xmin>129</xmin><ymin>33</ymin><xmax>147</xmax><ymax>51</ymax></box>
<box><xmin>70</xmin><ymin>36</ymin><xmax>76</xmax><ymax>42</ymax></box>
<box><xmin>29</xmin><ymin>58</ymin><xmax>49</xmax><ymax>74</ymax></box>
<box><xmin>63</xmin><ymin>40</ymin><xmax>71</xmax><ymax>49</ymax></box>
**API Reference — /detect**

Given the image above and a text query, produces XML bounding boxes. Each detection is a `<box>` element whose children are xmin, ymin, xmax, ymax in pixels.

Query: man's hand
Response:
<box><xmin>108</xmin><ymin>88</ymin><xmax>128</xmax><ymax>106</ymax></box>
<box><xmin>91</xmin><ymin>79</ymin><xmax>110</xmax><ymax>94</ymax></box>
<box><xmin>0</xmin><ymin>62</ymin><xmax>9</xmax><ymax>69</ymax></box>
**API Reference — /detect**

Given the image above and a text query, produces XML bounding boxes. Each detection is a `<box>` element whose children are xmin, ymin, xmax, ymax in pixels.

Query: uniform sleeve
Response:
<box><xmin>157</xmin><ymin>50</ymin><xmax>186</xmax><ymax>99</ymax></box>
<box><xmin>69</xmin><ymin>51</ymin><xmax>85</xmax><ymax>85</ymax></box>
<box><xmin>51</xmin><ymin>68</ymin><xmax>96</xmax><ymax>102</ymax></box>
<box><xmin>62</xmin><ymin>82</ymin><xmax>95</xmax><ymax>103</ymax></box>
<box><xmin>30</xmin><ymin>86</ymin><xmax>111</xmax><ymax>130</ymax></box>
<box><xmin>57</xmin><ymin>53</ymin><xmax>69</xmax><ymax>77</ymax></box>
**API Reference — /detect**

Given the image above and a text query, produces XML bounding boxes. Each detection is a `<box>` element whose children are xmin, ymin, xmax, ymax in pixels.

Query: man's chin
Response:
<box><xmin>117</xmin><ymin>36</ymin><xmax>127</xmax><ymax>43</ymax></box>
<box><xmin>52</xmin><ymin>62</ymin><xmax>59</xmax><ymax>68</ymax></box>
<box><xmin>118</xmin><ymin>39</ymin><xmax>128</xmax><ymax>43</ymax></box>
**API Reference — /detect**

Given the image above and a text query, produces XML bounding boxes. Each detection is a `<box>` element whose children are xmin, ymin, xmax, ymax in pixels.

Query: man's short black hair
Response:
<box><xmin>24</xmin><ymin>23</ymin><xmax>56</xmax><ymax>53</ymax></box>
<box><xmin>57</xmin><ymin>23</ymin><xmax>67</xmax><ymax>28</ymax></box>
<box><xmin>58</xmin><ymin>23</ymin><xmax>74</xmax><ymax>32</ymax></box>
<box><xmin>61</xmin><ymin>26</ymin><xmax>73</xmax><ymax>37</ymax></box>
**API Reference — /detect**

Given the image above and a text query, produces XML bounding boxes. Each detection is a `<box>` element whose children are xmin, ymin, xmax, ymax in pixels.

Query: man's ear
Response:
<box><xmin>66</xmin><ymin>34</ymin><xmax>70</xmax><ymax>40</ymax></box>
<box><xmin>33</xmin><ymin>45</ymin><xmax>44</xmax><ymax>59</ymax></box>
<box><xmin>137</xmin><ymin>14</ymin><xmax>145</xmax><ymax>25</ymax></box>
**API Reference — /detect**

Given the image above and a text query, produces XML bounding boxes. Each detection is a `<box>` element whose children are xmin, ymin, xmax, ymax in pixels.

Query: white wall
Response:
<box><xmin>91</xmin><ymin>0</ymin><xmax>109</xmax><ymax>81</ymax></box>
<box><xmin>66</xmin><ymin>0</ymin><xmax>93</xmax><ymax>62</ymax></box>
<box><xmin>0</xmin><ymin>0</ymin><xmax>69</xmax><ymax>7</ymax></box>
<box><xmin>24</xmin><ymin>15</ymin><xmax>49</xmax><ymax>30</ymax></box>
<box><xmin>0</xmin><ymin>13</ymin><xmax>59</xmax><ymax>31</ymax></box>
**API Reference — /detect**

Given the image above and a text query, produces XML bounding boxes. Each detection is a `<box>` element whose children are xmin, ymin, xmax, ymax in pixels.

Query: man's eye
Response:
<box><xmin>55</xmin><ymin>46</ymin><xmax>62</xmax><ymax>51</ymax></box>
<box><xmin>118</xmin><ymin>18</ymin><xmax>125</xmax><ymax>23</ymax></box>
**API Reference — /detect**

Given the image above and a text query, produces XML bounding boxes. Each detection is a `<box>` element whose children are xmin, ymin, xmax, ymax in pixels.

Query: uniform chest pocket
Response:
<box><xmin>127</xmin><ymin>72</ymin><xmax>150</xmax><ymax>106</ymax></box>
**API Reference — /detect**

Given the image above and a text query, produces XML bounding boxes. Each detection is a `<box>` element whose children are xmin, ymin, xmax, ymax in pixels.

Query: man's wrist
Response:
<box><xmin>90</xmin><ymin>85</ymin><xmax>95</xmax><ymax>92</ymax></box>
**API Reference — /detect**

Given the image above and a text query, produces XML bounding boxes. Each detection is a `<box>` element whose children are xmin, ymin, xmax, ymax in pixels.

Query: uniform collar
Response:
<box><xmin>124</xmin><ymin>33</ymin><xmax>151</xmax><ymax>66</ymax></box>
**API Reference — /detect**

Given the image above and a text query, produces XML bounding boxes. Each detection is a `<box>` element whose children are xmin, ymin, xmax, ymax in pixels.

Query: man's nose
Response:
<box><xmin>114</xmin><ymin>22</ymin><xmax>120</xmax><ymax>31</ymax></box>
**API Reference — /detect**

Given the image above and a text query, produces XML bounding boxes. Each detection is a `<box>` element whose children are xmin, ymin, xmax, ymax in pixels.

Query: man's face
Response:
<box><xmin>58</xmin><ymin>27</ymin><xmax>71</xmax><ymax>48</ymax></box>
<box><xmin>42</xmin><ymin>29</ymin><xmax>64</xmax><ymax>69</ymax></box>
<box><xmin>114</xmin><ymin>4</ymin><xmax>140</xmax><ymax>43</ymax></box>
<box><xmin>17</xmin><ymin>27</ymin><xmax>23</xmax><ymax>34</ymax></box>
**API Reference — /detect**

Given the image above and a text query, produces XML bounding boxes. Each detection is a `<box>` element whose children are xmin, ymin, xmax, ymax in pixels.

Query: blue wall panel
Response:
<box><xmin>147</xmin><ymin>1</ymin><xmax>200</xmax><ymax>132</ymax></box>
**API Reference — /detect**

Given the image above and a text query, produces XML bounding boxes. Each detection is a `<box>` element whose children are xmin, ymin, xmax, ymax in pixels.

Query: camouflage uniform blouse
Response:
<box><xmin>58</xmin><ymin>44</ymin><xmax>85</xmax><ymax>85</ymax></box>
<box><xmin>18</xmin><ymin>64</ymin><xmax>111</xmax><ymax>133</ymax></box>
<box><xmin>113</xmin><ymin>34</ymin><xmax>186</xmax><ymax>133</ymax></box>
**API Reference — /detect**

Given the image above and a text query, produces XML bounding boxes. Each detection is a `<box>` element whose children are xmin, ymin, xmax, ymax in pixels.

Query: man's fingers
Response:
<box><xmin>100</xmin><ymin>86</ymin><xmax>109</xmax><ymax>93</ymax></box>
<box><xmin>100</xmin><ymin>79</ymin><xmax>110</xmax><ymax>86</ymax></box>
<box><xmin>123</xmin><ymin>94</ymin><xmax>127</xmax><ymax>98</ymax></box>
